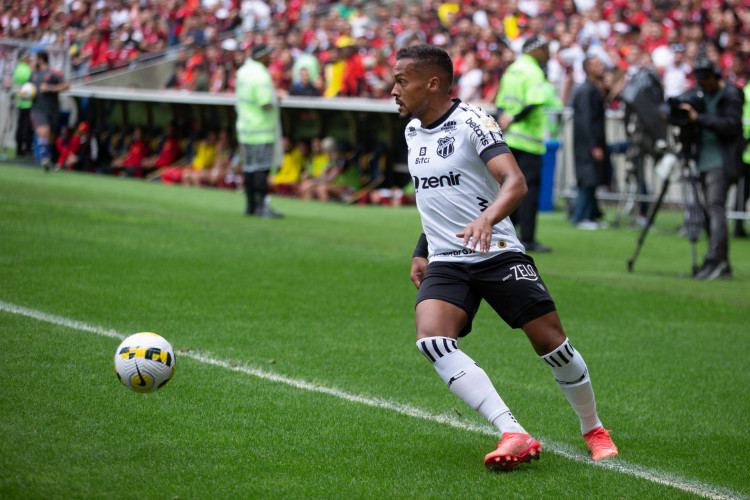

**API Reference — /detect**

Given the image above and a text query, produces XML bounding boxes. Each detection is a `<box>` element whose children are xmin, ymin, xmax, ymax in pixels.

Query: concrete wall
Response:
<box><xmin>83</xmin><ymin>58</ymin><xmax>176</xmax><ymax>90</ymax></box>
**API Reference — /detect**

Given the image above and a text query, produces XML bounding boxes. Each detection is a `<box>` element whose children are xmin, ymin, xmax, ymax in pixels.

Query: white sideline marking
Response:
<box><xmin>0</xmin><ymin>300</ymin><xmax>744</xmax><ymax>500</ymax></box>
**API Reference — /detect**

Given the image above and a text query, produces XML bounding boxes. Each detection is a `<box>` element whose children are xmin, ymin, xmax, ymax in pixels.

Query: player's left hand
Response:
<box><xmin>457</xmin><ymin>215</ymin><xmax>494</xmax><ymax>253</ymax></box>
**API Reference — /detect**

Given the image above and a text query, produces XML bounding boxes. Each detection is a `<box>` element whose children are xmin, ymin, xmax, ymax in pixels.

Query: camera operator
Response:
<box><xmin>675</xmin><ymin>57</ymin><xmax>744</xmax><ymax>280</ymax></box>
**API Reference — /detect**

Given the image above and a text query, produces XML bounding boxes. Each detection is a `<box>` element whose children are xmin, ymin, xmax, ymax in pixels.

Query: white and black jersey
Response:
<box><xmin>406</xmin><ymin>99</ymin><xmax>525</xmax><ymax>263</ymax></box>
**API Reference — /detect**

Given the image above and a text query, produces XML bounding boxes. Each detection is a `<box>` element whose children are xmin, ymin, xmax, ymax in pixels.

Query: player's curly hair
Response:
<box><xmin>395</xmin><ymin>44</ymin><xmax>453</xmax><ymax>90</ymax></box>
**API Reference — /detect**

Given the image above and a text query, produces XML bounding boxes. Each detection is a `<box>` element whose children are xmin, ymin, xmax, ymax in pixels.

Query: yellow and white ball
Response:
<box><xmin>17</xmin><ymin>82</ymin><xmax>37</xmax><ymax>101</ymax></box>
<box><xmin>114</xmin><ymin>332</ymin><xmax>176</xmax><ymax>393</ymax></box>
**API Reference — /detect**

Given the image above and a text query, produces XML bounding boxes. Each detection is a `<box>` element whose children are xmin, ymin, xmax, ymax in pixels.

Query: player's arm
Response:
<box><xmin>51</xmin><ymin>80</ymin><xmax>70</xmax><ymax>93</ymax></box>
<box><xmin>456</xmin><ymin>152</ymin><xmax>527</xmax><ymax>252</ymax></box>
<box><xmin>40</xmin><ymin>74</ymin><xmax>70</xmax><ymax>94</ymax></box>
<box><xmin>411</xmin><ymin>232</ymin><xmax>428</xmax><ymax>289</ymax></box>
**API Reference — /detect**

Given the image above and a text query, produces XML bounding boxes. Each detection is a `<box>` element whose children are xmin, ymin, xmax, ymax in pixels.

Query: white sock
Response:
<box><xmin>541</xmin><ymin>338</ymin><xmax>602</xmax><ymax>434</ymax></box>
<box><xmin>417</xmin><ymin>337</ymin><xmax>526</xmax><ymax>435</ymax></box>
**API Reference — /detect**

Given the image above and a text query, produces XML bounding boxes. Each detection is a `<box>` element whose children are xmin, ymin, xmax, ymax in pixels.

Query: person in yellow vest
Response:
<box><xmin>13</xmin><ymin>53</ymin><xmax>34</xmax><ymax>157</ymax></box>
<box><xmin>236</xmin><ymin>43</ymin><xmax>283</xmax><ymax>218</ymax></box>
<box><xmin>737</xmin><ymin>81</ymin><xmax>750</xmax><ymax>237</ymax></box>
<box><xmin>496</xmin><ymin>35</ymin><xmax>553</xmax><ymax>252</ymax></box>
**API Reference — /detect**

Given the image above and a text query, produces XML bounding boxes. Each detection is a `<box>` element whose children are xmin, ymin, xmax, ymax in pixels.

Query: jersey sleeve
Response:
<box><xmin>49</xmin><ymin>70</ymin><xmax>64</xmax><ymax>86</ymax></box>
<box><xmin>466</xmin><ymin>108</ymin><xmax>511</xmax><ymax>164</ymax></box>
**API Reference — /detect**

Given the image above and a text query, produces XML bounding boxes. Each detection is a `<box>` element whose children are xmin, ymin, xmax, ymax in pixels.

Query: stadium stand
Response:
<box><xmin>2</xmin><ymin>0</ymin><xmax>749</xmax><ymax>216</ymax></box>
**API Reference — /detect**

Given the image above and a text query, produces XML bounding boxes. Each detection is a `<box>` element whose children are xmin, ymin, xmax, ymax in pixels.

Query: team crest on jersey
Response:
<box><xmin>437</xmin><ymin>136</ymin><xmax>455</xmax><ymax>158</ymax></box>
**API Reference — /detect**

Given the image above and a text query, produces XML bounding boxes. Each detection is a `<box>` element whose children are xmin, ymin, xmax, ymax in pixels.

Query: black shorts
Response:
<box><xmin>416</xmin><ymin>251</ymin><xmax>556</xmax><ymax>336</ymax></box>
<box><xmin>31</xmin><ymin>109</ymin><xmax>58</xmax><ymax>133</ymax></box>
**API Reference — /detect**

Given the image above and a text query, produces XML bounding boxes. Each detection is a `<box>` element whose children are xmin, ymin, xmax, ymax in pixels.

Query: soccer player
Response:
<box><xmin>391</xmin><ymin>44</ymin><xmax>618</xmax><ymax>470</ymax></box>
<box><xmin>30</xmin><ymin>51</ymin><xmax>70</xmax><ymax>172</ymax></box>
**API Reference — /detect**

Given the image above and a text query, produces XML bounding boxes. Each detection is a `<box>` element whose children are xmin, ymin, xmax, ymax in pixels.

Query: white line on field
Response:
<box><xmin>0</xmin><ymin>300</ymin><xmax>743</xmax><ymax>500</ymax></box>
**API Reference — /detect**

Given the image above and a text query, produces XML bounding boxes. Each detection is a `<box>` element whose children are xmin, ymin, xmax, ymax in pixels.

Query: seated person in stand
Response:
<box><xmin>298</xmin><ymin>136</ymin><xmax>334</xmax><ymax>200</ymax></box>
<box><xmin>55</xmin><ymin>125</ymin><xmax>79</xmax><ymax>171</ymax></box>
<box><xmin>300</xmin><ymin>138</ymin><xmax>360</xmax><ymax>202</ymax></box>
<box><xmin>268</xmin><ymin>136</ymin><xmax>303</xmax><ymax>195</ymax></box>
<box><xmin>208</xmin><ymin>130</ymin><xmax>235</xmax><ymax>187</ymax></box>
<box><xmin>139</xmin><ymin>123</ymin><xmax>182</xmax><ymax>178</ymax></box>
<box><xmin>221</xmin><ymin>151</ymin><xmax>244</xmax><ymax>189</ymax></box>
<box><xmin>111</xmin><ymin>126</ymin><xmax>150</xmax><ymax>176</ymax></box>
<box><xmin>66</xmin><ymin>122</ymin><xmax>99</xmax><ymax>172</ymax></box>
<box><xmin>181</xmin><ymin>130</ymin><xmax>217</xmax><ymax>186</ymax></box>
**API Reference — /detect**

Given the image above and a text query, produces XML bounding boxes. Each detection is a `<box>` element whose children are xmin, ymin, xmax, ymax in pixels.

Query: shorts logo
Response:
<box><xmin>510</xmin><ymin>264</ymin><xmax>539</xmax><ymax>281</ymax></box>
<box><xmin>437</xmin><ymin>136</ymin><xmax>455</xmax><ymax>158</ymax></box>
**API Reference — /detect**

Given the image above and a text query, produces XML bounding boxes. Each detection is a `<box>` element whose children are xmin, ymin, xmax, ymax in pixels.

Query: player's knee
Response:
<box><xmin>541</xmin><ymin>338</ymin><xmax>589</xmax><ymax>385</ymax></box>
<box><xmin>416</xmin><ymin>336</ymin><xmax>458</xmax><ymax>363</ymax></box>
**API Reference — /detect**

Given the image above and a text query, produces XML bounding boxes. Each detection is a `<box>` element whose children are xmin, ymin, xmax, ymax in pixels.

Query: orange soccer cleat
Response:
<box><xmin>484</xmin><ymin>432</ymin><xmax>542</xmax><ymax>471</ymax></box>
<box><xmin>583</xmin><ymin>427</ymin><xmax>619</xmax><ymax>461</ymax></box>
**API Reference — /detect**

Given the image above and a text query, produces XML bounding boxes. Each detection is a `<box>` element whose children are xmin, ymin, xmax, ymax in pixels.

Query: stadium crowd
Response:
<box><xmin>6</xmin><ymin>0</ymin><xmax>750</xmax><ymax>209</ymax></box>
<box><xmin>3</xmin><ymin>0</ymin><xmax>749</xmax><ymax>101</ymax></box>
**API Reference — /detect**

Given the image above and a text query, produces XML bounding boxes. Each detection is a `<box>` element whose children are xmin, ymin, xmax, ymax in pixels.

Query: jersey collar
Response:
<box><xmin>424</xmin><ymin>99</ymin><xmax>461</xmax><ymax>130</ymax></box>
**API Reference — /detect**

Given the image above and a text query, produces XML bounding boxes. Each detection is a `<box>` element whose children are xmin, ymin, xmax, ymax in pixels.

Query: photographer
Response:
<box><xmin>675</xmin><ymin>58</ymin><xmax>744</xmax><ymax>280</ymax></box>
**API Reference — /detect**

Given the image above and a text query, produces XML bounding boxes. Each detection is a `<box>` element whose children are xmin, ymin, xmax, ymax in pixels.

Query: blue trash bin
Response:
<box><xmin>539</xmin><ymin>140</ymin><xmax>559</xmax><ymax>212</ymax></box>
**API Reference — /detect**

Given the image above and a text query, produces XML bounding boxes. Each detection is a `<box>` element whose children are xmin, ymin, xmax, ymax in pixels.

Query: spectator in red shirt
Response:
<box><xmin>111</xmin><ymin>126</ymin><xmax>149</xmax><ymax>177</ymax></box>
<box><xmin>55</xmin><ymin>126</ymin><xmax>80</xmax><ymax>171</ymax></box>
<box><xmin>338</xmin><ymin>39</ymin><xmax>365</xmax><ymax>96</ymax></box>
<box><xmin>164</xmin><ymin>62</ymin><xmax>189</xmax><ymax>89</ymax></box>
<box><xmin>139</xmin><ymin>124</ymin><xmax>182</xmax><ymax>178</ymax></box>
<box><xmin>65</xmin><ymin>122</ymin><xmax>99</xmax><ymax>172</ymax></box>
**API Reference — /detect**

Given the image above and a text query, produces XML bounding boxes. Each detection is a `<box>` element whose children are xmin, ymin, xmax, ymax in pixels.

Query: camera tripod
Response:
<box><xmin>626</xmin><ymin>126</ymin><xmax>707</xmax><ymax>275</ymax></box>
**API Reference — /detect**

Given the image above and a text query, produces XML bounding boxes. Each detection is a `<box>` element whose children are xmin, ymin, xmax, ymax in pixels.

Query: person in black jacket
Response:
<box><xmin>571</xmin><ymin>56</ymin><xmax>611</xmax><ymax>229</ymax></box>
<box><xmin>677</xmin><ymin>57</ymin><xmax>745</xmax><ymax>280</ymax></box>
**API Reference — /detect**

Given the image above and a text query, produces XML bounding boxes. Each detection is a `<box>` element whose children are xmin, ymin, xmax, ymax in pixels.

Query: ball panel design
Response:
<box><xmin>114</xmin><ymin>333</ymin><xmax>176</xmax><ymax>393</ymax></box>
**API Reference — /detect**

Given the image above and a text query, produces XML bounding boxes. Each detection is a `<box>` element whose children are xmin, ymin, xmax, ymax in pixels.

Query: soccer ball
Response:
<box><xmin>114</xmin><ymin>332</ymin><xmax>176</xmax><ymax>393</ymax></box>
<box><xmin>17</xmin><ymin>82</ymin><xmax>37</xmax><ymax>101</ymax></box>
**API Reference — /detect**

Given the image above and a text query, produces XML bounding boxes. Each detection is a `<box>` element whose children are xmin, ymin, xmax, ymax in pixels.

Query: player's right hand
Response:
<box><xmin>410</xmin><ymin>257</ymin><xmax>428</xmax><ymax>289</ymax></box>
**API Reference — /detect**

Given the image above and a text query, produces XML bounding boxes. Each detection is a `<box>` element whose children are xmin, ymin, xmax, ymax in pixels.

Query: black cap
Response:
<box><xmin>693</xmin><ymin>57</ymin><xmax>720</xmax><ymax>79</ymax></box>
<box><xmin>252</xmin><ymin>44</ymin><xmax>273</xmax><ymax>60</ymax></box>
<box><xmin>522</xmin><ymin>35</ymin><xmax>549</xmax><ymax>54</ymax></box>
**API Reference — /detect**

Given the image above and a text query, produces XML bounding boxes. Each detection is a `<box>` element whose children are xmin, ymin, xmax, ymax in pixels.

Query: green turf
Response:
<box><xmin>1</xmin><ymin>164</ymin><xmax>749</xmax><ymax>499</ymax></box>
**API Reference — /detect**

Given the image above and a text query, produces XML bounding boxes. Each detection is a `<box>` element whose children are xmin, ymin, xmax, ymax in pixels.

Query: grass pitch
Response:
<box><xmin>1</xmin><ymin>164</ymin><xmax>749</xmax><ymax>499</ymax></box>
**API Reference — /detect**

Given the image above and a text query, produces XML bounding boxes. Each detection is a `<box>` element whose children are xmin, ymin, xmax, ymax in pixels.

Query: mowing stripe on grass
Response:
<box><xmin>0</xmin><ymin>299</ymin><xmax>743</xmax><ymax>500</ymax></box>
